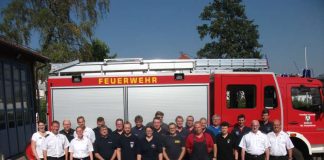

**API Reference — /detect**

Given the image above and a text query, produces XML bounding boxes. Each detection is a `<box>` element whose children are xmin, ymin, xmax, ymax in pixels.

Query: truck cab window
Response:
<box><xmin>264</xmin><ymin>86</ymin><xmax>278</xmax><ymax>108</ymax></box>
<box><xmin>291</xmin><ymin>87</ymin><xmax>321</xmax><ymax>112</ymax></box>
<box><xmin>226</xmin><ymin>85</ymin><xmax>256</xmax><ymax>109</ymax></box>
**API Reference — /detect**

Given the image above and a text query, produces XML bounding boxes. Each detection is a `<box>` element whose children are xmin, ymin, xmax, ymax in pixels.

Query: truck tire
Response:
<box><xmin>293</xmin><ymin>148</ymin><xmax>304</xmax><ymax>160</ymax></box>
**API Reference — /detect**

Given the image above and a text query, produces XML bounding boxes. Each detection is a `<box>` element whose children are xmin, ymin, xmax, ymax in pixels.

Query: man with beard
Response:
<box><xmin>117</xmin><ymin>121</ymin><xmax>139</xmax><ymax>160</ymax></box>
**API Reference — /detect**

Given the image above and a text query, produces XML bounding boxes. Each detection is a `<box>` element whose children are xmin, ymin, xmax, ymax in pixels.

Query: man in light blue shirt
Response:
<box><xmin>207</xmin><ymin>114</ymin><xmax>221</xmax><ymax>137</ymax></box>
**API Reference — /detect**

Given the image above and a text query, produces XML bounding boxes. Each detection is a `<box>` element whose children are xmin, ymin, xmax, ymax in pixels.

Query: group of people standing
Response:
<box><xmin>30</xmin><ymin>110</ymin><xmax>294</xmax><ymax>160</ymax></box>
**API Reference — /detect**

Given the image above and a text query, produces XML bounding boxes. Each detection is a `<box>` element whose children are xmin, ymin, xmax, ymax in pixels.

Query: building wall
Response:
<box><xmin>0</xmin><ymin>58</ymin><xmax>36</xmax><ymax>158</ymax></box>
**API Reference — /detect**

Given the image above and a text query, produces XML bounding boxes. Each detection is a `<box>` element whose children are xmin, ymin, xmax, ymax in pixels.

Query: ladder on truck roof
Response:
<box><xmin>50</xmin><ymin>58</ymin><xmax>269</xmax><ymax>76</ymax></box>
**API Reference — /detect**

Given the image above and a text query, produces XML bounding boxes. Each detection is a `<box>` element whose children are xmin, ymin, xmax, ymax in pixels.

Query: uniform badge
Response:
<box><xmin>305</xmin><ymin>115</ymin><xmax>311</xmax><ymax>122</ymax></box>
<box><xmin>130</xmin><ymin>141</ymin><xmax>134</xmax><ymax>148</ymax></box>
<box><xmin>227</xmin><ymin>139</ymin><xmax>231</xmax><ymax>144</ymax></box>
<box><xmin>235</xmin><ymin>131</ymin><xmax>239</xmax><ymax>135</ymax></box>
<box><xmin>174</xmin><ymin>140</ymin><xmax>180</xmax><ymax>144</ymax></box>
<box><xmin>151</xmin><ymin>144</ymin><xmax>156</xmax><ymax>149</ymax></box>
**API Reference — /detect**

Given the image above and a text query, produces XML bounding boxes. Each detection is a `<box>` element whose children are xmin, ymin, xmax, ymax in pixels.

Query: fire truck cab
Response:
<box><xmin>47</xmin><ymin>58</ymin><xmax>324</xmax><ymax>159</ymax></box>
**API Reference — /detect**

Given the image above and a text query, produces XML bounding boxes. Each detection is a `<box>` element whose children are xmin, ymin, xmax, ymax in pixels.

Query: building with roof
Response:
<box><xmin>0</xmin><ymin>37</ymin><xmax>49</xmax><ymax>158</ymax></box>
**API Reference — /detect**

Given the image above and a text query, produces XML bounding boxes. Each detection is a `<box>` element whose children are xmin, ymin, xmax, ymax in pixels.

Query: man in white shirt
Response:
<box><xmin>42</xmin><ymin>120</ymin><xmax>69</xmax><ymax>160</ymax></box>
<box><xmin>239</xmin><ymin>120</ymin><xmax>270</xmax><ymax>160</ymax></box>
<box><xmin>267</xmin><ymin>120</ymin><xmax>294</xmax><ymax>160</ymax></box>
<box><xmin>74</xmin><ymin>116</ymin><xmax>96</xmax><ymax>143</ymax></box>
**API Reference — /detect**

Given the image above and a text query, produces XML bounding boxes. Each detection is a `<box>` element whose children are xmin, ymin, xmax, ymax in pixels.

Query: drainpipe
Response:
<box><xmin>35</xmin><ymin>63</ymin><xmax>47</xmax><ymax>130</ymax></box>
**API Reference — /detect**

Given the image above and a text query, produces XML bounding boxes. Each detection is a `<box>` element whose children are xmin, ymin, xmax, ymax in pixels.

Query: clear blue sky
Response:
<box><xmin>94</xmin><ymin>0</ymin><xmax>324</xmax><ymax>76</ymax></box>
<box><xmin>1</xmin><ymin>0</ymin><xmax>324</xmax><ymax>76</ymax></box>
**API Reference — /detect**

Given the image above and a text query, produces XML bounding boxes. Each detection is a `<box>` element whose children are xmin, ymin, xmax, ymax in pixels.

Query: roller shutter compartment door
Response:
<box><xmin>52</xmin><ymin>87</ymin><xmax>124</xmax><ymax>129</ymax></box>
<box><xmin>127</xmin><ymin>85</ymin><xmax>209</xmax><ymax>125</ymax></box>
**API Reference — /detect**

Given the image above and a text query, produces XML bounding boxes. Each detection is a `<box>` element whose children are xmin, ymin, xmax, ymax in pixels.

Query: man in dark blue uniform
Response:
<box><xmin>131</xmin><ymin>115</ymin><xmax>146</xmax><ymax>140</ymax></box>
<box><xmin>94</xmin><ymin>125</ymin><xmax>118</xmax><ymax>160</ymax></box>
<box><xmin>93</xmin><ymin>117</ymin><xmax>112</xmax><ymax>140</ymax></box>
<box><xmin>231</xmin><ymin>114</ymin><xmax>251</xmax><ymax>160</ymax></box>
<box><xmin>215</xmin><ymin>122</ymin><xmax>238</xmax><ymax>160</ymax></box>
<box><xmin>146</xmin><ymin>111</ymin><xmax>168</xmax><ymax>132</ymax></box>
<box><xmin>259</xmin><ymin>109</ymin><xmax>274</xmax><ymax>134</ymax></box>
<box><xmin>152</xmin><ymin>117</ymin><xmax>168</xmax><ymax>137</ymax></box>
<box><xmin>113</xmin><ymin>118</ymin><xmax>124</xmax><ymax>139</ymax></box>
<box><xmin>117</xmin><ymin>121</ymin><xmax>138</xmax><ymax>160</ymax></box>
<box><xmin>175</xmin><ymin>115</ymin><xmax>189</xmax><ymax>139</ymax></box>
<box><xmin>162</xmin><ymin>123</ymin><xmax>186</xmax><ymax>160</ymax></box>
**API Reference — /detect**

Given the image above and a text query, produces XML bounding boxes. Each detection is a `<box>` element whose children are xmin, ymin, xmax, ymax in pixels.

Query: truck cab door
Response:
<box><xmin>287</xmin><ymin>84</ymin><xmax>324</xmax><ymax>141</ymax></box>
<box><xmin>218</xmin><ymin>74</ymin><xmax>262</xmax><ymax>126</ymax></box>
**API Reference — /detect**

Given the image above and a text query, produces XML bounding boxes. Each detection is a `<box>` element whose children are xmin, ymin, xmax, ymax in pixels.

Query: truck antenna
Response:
<box><xmin>304</xmin><ymin>46</ymin><xmax>308</xmax><ymax>69</ymax></box>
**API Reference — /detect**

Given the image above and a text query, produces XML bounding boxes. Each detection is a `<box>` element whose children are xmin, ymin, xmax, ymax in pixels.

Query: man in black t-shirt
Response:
<box><xmin>162</xmin><ymin>122</ymin><xmax>186</xmax><ymax>160</ymax></box>
<box><xmin>231</xmin><ymin>114</ymin><xmax>251</xmax><ymax>160</ymax></box>
<box><xmin>259</xmin><ymin>109</ymin><xmax>274</xmax><ymax>134</ymax></box>
<box><xmin>59</xmin><ymin>119</ymin><xmax>75</xmax><ymax>142</ymax></box>
<box><xmin>216</xmin><ymin>122</ymin><xmax>238</xmax><ymax>160</ymax></box>
<box><xmin>93</xmin><ymin>117</ymin><xmax>113</xmax><ymax>140</ymax></box>
<box><xmin>175</xmin><ymin>115</ymin><xmax>189</xmax><ymax>140</ymax></box>
<box><xmin>94</xmin><ymin>125</ymin><xmax>118</xmax><ymax>160</ymax></box>
<box><xmin>112</xmin><ymin>118</ymin><xmax>124</xmax><ymax>140</ymax></box>
<box><xmin>132</xmin><ymin>115</ymin><xmax>146</xmax><ymax>140</ymax></box>
<box><xmin>117</xmin><ymin>121</ymin><xmax>139</xmax><ymax>160</ymax></box>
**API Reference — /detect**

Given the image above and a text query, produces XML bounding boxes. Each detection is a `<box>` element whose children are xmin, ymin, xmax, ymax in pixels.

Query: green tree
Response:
<box><xmin>81</xmin><ymin>39</ymin><xmax>117</xmax><ymax>62</ymax></box>
<box><xmin>197</xmin><ymin>0</ymin><xmax>262</xmax><ymax>58</ymax></box>
<box><xmin>0</xmin><ymin>0</ymin><xmax>111</xmax><ymax>62</ymax></box>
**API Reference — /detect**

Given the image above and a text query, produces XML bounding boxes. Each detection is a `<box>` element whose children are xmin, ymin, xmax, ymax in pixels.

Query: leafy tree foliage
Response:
<box><xmin>0</xmin><ymin>0</ymin><xmax>113</xmax><ymax>62</ymax></box>
<box><xmin>81</xmin><ymin>39</ymin><xmax>116</xmax><ymax>62</ymax></box>
<box><xmin>197</xmin><ymin>0</ymin><xmax>262</xmax><ymax>58</ymax></box>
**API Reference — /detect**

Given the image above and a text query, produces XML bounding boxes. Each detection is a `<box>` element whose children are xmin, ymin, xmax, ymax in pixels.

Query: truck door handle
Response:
<box><xmin>288</xmin><ymin>121</ymin><xmax>299</xmax><ymax>125</ymax></box>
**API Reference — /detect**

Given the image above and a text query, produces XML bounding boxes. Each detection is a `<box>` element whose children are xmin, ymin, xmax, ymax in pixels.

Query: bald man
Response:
<box><xmin>59</xmin><ymin>119</ymin><xmax>75</xmax><ymax>142</ymax></box>
<box><xmin>239</xmin><ymin>120</ymin><xmax>270</xmax><ymax>160</ymax></box>
<box><xmin>267</xmin><ymin>120</ymin><xmax>294</xmax><ymax>160</ymax></box>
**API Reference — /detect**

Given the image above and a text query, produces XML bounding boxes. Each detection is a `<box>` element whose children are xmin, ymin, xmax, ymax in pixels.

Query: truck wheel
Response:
<box><xmin>293</xmin><ymin>148</ymin><xmax>304</xmax><ymax>160</ymax></box>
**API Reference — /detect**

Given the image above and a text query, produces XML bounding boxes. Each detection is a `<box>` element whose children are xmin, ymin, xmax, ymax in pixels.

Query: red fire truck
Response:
<box><xmin>47</xmin><ymin>58</ymin><xmax>324</xmax><ymax>159</ymax></box>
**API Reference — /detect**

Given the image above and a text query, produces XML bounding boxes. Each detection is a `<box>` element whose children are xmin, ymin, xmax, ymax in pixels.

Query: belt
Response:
<box><xmin>270</xmin><ymin>155</ymin><xmax>287</xmax><ymax>157</ymax></box>
<box><xmin>73</xmin><ymin>156</ymin><xmax>90</xmax><ymax>160</ymax></box>
<box><xmin>47</xmin><ymin>156</ymin><xmax>64</xmax><ymax>160</ymax></box>
<box><xmin>246</xmin><ymin>153</ymin><xmax>265</xmax><ymax>158</ymax></box>
<box><xmin>270</xmin><ymin>155</ymin><xmax>288</xmax><ymax>159</ymax></box>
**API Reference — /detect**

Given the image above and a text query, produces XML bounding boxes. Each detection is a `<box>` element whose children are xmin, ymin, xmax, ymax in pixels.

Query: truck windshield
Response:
<box><xmin>291</xmin><ymin>87</ymin><xmax>321</xmax><ymax>112</ymax></box>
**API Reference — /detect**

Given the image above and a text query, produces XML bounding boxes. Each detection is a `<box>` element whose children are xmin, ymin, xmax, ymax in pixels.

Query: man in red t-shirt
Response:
<box><xmin>185</xmin><ymin>121</ymin><xmax>214</xmax><ymax>160</ymax></box>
